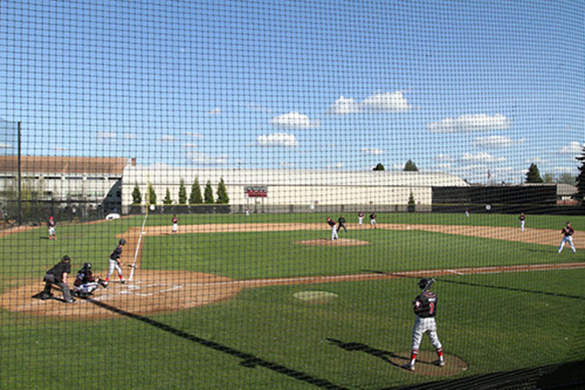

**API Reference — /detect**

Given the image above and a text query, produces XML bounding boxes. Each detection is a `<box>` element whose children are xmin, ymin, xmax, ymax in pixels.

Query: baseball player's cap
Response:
<box><xmin>61</xmin><ymin>255</ymin><xmax>71</xmax><ymax>262</ymax></box>
<box><xmin>418</xmin><ymin>278</ymin><xmax>429</xmax><ymax>288</ymax></box>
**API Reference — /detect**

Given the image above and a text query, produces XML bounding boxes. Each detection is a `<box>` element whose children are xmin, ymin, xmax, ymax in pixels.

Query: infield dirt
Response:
<box><xmin>1</xmin><ymin>223</ymin><xmax>583</xmax><ymax>319</ymax></box>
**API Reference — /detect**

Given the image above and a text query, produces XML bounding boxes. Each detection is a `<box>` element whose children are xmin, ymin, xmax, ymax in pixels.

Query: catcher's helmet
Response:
<box><xmin>83</xmin><ymin>262</ymin><xmax>92</xmax><ymax>270</ymax></box>
<box><xmin>418</xmin><ymin>278</ymin><xmax>429</xmax><ymax>289</ymax></box>
<box><xmin>119</xmin><ymin>238</ymin><xmax>127</xmax><ymax>245</ymax></box>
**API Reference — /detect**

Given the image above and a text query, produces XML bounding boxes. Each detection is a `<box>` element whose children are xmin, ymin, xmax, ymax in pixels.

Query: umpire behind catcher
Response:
<box><xmin>40</xmin><ymin>255</ymin><xmax>75</xmax><ymax>303</ymax></box>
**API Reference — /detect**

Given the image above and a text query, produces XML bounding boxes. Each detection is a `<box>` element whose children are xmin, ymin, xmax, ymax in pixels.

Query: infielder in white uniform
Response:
<box><xmin>519</xmin><ymin>213</ymin><xmax>525</xmax><ymax>233</ymax></box>
<box><xmin>406</xmin><ymin>278</ymin><xmax>444</xmax><ymax>371</ymax></box>
<box><xmin>327</xmin><ymin>217</ymin><xmax>338</xmax><ymax>240</ymax></box>
<box><xmin>358</xmin><ymin>212</ymin><xmax>364</xmax><ymax>226</ymax></box>
<box><xmin>558</xmin><ymin>222</ymin><xmax>576</xmax><ymax>253</ymax></box>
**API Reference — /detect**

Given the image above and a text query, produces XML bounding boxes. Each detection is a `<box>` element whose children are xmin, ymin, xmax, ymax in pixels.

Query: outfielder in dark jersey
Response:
<box><xmin>405</xmin><ymin>278</ymin><xmax>444</xmax><ymax>371</ymax></box>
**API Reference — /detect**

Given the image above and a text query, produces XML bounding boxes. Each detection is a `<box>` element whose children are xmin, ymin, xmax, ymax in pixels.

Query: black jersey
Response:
<box><xmin>327</xmin><ymin>218</ymin><xmax>336</xmax><ymax>227</ymax></box>
<box><xmin>46</xmin><ymin>261</ymin><xmax>71</xmax><ymax>282</ymax></box>
<box><xmin>110</xmin><ymin>245</ymin><xmax>123</xmax><ymax>260</ymax></box>
<box><xmin>413</xmin><ymin>291</ymin><xmax>437</xmax><ymax>318</ymax></box>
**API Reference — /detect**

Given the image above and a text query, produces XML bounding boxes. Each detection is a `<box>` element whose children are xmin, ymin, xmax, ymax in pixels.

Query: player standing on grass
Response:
<box><xmin>358</xmin><ymin>211</ymin><xmax>364</xmax><ymax>226</ymax></box>
<box><xmin>327</xmin><ymin>217</ymin><xmax>338</xmax><ymax>241</ymax></box>
<box><xmin>47</xmin><ymin>216</ymin><xmax>56</xmax><ymax>240</ymax></box>
<box><xmin>558</xmin><ymin>222</ymin><xmax>576</xmax><ymax>254</ymax></box>
<box><xmin>519</xmin><ymin>213</ymin><xmax>526</xmax><ymax>232</ymax></box>
<box><xmin>103</xmin><ymin>238</ymin><xmax>127</xmax><ymax>287</ymax></box>
<box><xmin>405</xmin><ymin>278</ymin><xmax>444</xmax><ymax>371</ymax></box>
<box><xmin>172</xmin><ymin>214</ymin><xmax>179</xmax><ymax>234</ymax></box>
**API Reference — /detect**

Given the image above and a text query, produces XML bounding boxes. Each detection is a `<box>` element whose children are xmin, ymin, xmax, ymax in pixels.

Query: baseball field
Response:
<box><xmin>1</xmin><ymin>212</ymin><xmax>584</xmax><ymax>389</ymax></box>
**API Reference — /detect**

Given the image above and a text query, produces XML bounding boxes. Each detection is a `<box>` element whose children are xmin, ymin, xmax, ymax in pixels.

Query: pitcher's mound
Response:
<box><xmin>296</xmin><ymin>238</ymin><xmax>369</xmax><ymax>247</ymax></box>
<box><xmin>388</xmin><ymin>351</ymin><xmax>468</xmax><ymax>377</ymax></box>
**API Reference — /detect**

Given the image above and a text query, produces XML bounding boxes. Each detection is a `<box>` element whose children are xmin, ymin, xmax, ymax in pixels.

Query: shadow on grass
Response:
<box><xmin>326</xmin><ymin>339</ymin><xmax>439</xmax><ymax>370</ymax></box>
<box><xmin>362</xmin><ymin>270</ymin><xmax>585</xmax><ymax>301</ymax></box>
<box><xmin>86</xmin><ymin>298</ymin><xmax>348</xmax><ymax>390</ymax></box>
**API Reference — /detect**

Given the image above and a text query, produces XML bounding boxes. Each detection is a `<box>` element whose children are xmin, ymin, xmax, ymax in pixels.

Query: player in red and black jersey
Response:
<box><xmin>326</xmin><ymin>217</ymin><xmax>338</xmax><ymax>241</ymax></box>
<box><xmin>405</xmin><ymin>278</ymin><xmax>444</xmax><ymax>371</ymax></box>
<box><xmin>558</xmin><ymin>222</ymin><xmax>576</xmax><ymax>253</ymax></box>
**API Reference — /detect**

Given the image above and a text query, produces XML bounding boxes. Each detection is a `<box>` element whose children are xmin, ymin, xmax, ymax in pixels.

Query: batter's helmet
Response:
<box><xmin>418</xmin><ymin>278</ymin><xmax>430</xmax><ymax>289</ymax></box>
<box><xmin>119</xmin><ymin>238</ymin><xmax>127</xmax><ymax>245</ymax></box>
<box><xmin>61</xmin><ymin>255</ymin><xmax>71</xmax><ymax>262</ymax></box>
<box><xmin>83</xmin><ymin>262</ymin><xmax>92</xmax><ymax>270</ymax></box>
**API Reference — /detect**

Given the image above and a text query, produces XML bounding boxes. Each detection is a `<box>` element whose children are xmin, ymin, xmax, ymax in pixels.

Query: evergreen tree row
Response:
<box><xmin>132</xmin><ymin>177</ymin><xmax>229</xmax><ymax>205</ymax></box>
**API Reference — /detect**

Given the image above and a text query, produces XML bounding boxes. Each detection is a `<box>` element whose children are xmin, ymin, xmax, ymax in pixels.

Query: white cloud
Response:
<box><xmin>207</xmin><ymin>108</ymin><xmax>221</xmax><ymax>115</ymax></box>
<box><xmin>393</xmin><ymin>163</ymin><xmax>405</xmax><ymax>170</ymax></box>
<box><xmin>181</xmin><ymin>143</ymin><xmax>197</xmax><ymax>149</ymax></box>
<box><xmin>326</xmin><ymin>163</ymin><xmax>344</xmax><ymax>169</ymax></box>
<box><xmin>473</xmin><ymin>135</ymin><xmax>524</xmax><ymax>149</ymax></box>
<box><xmin>326</xmin><ymin>96</ymin><xmax>361</xmax><ymax>115</ymax></box>
<box><xmin>436</xmin><ymin>163</ymin><xmax>452</xmax><ymax>169</ymax></box>
<box><xmin>559</xmin><ymin>142</ymin><xmax>582</xmax><ymax>155</ymax></box>
<box><xmin>361</xmin><ymin>91</ymin><xmax>412</xmax><ymax>112</ymax></box>
<box><xmin>97</xmin><ymin>131</ymin><xmax>117</xmax><ymax>139</ymax></box>
<box><xmin>257</xmin><ymin>133</ymin><xmax>299</xmax><ymax>148</ymax></box>
<box><xmin>270</xmin><ymin>112</ymin><xmax>318</xmax><ymax>129</ymax></box>
<box><xmin>436</xmin><ymin>154</ymin><xmax>455</xmax><ymax>162</ymax></box>
<box><xmin>184</xmin><ymin>132</ymin><xmax>204</xmax><ymax>138</ymax></box>
<box><xmin>327</xmin><ymin>91</ymin><xmax>412</xmax><ymax>116</ymax></box>
<box><xmin>361</xmin><ymin>147</ymin><xmax>385</xmax><ymax>155</ymax></box>
<box><xmin>188</xmin><ymin>152</ymin><xmax>228</xmax><ymax>165</ymax></box>
<box><xmin>280</xmin><ymin>162</ymin><xmax>296</xmax><ymax>167</ymax></box>
<box><xmin>160</xmin><ymin>135</ymin><xmax>176</xmax><ymax>142</ymax></box>
<box><xmin>428</xmin><ymin>114</ymin><xmax>511</xmax><ymax>133</ymax></box>
<box><xmin>461</xmin><ymin>152</ymin><xmax>505</xmax><ymax>163</ymax></box>
<box><xmin>123</xmin><ymin>133</ymin><xmax>137</xmax><ymax>140</ymax></box>
<box><xmin>0</xmin><ymin>143</ymin><xmax>12</xmax><ymax>149</ymax></box>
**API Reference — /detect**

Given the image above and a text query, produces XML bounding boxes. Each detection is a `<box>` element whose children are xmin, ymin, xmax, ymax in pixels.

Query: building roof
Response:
<box><xmin>0</xmin><ymin>156</ymin><xmax>127</xmax><ymax>175</ymax></box>
<box><xmin>557</xmin><ymin>183</ymin><xmax>577</xmax><ymax>196</ymax></box>
<box><xmin>123</xmin><ymin>166</ymin><xmax>469</xmax><ymax>187</ymax></box>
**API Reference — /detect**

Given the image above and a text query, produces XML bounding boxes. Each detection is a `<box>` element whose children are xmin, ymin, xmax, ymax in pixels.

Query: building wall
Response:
<box><xmin>121</xmin><ymin>166</ymin><xmax>462</xmax><ymax>209</ymax></box>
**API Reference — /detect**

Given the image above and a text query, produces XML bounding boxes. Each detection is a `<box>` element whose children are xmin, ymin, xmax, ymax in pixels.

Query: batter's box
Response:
<box><xmin>119</xmin><ymin>283</ymin><xmax>183</xmax><ymax>297</ymax></box>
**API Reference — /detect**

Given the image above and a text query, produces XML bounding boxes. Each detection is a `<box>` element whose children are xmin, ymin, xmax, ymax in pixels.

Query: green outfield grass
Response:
<box><xmin>1</xmin><ymin>213</ymin><xmax>584</xmax><ymax>389</ymax></box>
<box><xmin>142</xmin><ymin>211</ymin><xmax>585</xmax><ymax>230</ymax></box>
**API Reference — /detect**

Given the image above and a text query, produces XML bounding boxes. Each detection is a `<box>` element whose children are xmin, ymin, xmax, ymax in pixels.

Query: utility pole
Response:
<box><xmin>17</xmin><ymin>121</ymin><xmax>22</xmax><ymax>226</ymax></box>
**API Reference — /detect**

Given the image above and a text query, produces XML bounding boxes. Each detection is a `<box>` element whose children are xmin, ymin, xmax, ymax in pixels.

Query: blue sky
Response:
<box><xmin>1</xmin><ymin>0</ymin><xmax>583</xmax><ymax>183</ymax></box>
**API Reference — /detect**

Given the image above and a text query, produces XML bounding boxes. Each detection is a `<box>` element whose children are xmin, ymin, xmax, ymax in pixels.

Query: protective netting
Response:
<box><xmin>1</xmin><ymin>1</ymin><xmax>584</xmax><ymax>389</ymax></box>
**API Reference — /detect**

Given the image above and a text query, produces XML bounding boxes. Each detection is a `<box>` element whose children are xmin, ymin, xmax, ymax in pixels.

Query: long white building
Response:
<box><xmin>121</xmin><ymin>164</ymin><xmax>469</xmax><ymax>211</ymax></box>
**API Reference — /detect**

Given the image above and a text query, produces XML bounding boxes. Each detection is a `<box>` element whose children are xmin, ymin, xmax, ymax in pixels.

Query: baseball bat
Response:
<box><xmin>422</xmin><ymin>278</ymin><xmax>435</xmax><ymax>292</ymax></box>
